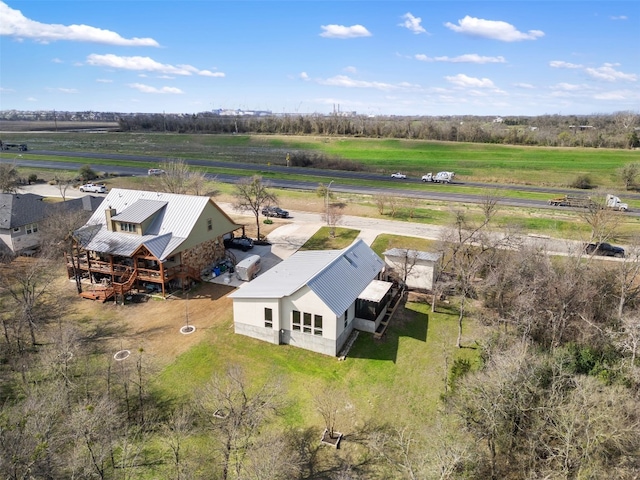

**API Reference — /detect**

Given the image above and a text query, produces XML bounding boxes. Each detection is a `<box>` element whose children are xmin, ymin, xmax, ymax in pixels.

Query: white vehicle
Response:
<box><xmin>79</xmin><ymin>183</ymin><xmax>107</xmax><ymax>193</ymax></box>
<box><xmin>148</xmin><ymin>168</ymin><xmax>166</xmax><ymax>176</ymax></box>
<box><xmin>391</xmin><ymin>172</ymin><xmax>407</xmax><ymax>179</ymax></box>
<box><xmin>422</xmin><ymin>171</ymin><xmax>455</xmax><ymax>183</ymax></box>
<box><xmin>606</xmin><ymin>194</ymin><xmax>629</xmax><ymax>212</ymax></box>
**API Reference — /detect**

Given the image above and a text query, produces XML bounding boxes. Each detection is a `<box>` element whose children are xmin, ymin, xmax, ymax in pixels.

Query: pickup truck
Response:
<box><xmin>79</xmin><ymin>183</ymin><xmax>107</xmax><ymax>193</ymax></box>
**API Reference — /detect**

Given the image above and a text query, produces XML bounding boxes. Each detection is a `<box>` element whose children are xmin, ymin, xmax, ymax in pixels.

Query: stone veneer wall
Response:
<box><xmin>181</xmin><ymin>237</ymin><xmax>226</xmax><ymax>274</ymax></box>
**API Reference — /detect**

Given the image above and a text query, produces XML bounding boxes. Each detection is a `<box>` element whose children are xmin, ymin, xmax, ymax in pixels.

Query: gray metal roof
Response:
<box><xmin>112</xmin><ymin>199</ymin><xmax>167</xmax><ymax>224</ymax></box>
<box><xmin>230</xmin><ymin>239</ymin><xmax>385</xmax><ymax>316</ymax></box>
<box><xmin>76</xmin><ymin>188</ymin><xmax>237</xmax><ymax>261</ymax></box>
<box><xmin>383</xmin><ymin>248</ymin><xmax>442</xmax><ymax>262</ymax></box>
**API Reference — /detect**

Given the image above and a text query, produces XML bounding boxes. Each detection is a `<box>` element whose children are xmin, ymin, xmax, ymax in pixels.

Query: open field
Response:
<box><xmin>1</xmin><ymin>130</ymin><xmax>639</xmax><ymax>189</ymax></box>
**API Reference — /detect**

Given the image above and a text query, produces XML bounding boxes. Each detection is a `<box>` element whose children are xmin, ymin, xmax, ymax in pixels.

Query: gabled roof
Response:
<box><xmin>0</xmin><ymin>193</ymin><xmax>46</xmax><ymax>228</ymax></box>
<box><xmin>383</xmin><ymin>248</ymin><xmax>441</xmax><ymax>262</ymax></box>
<box><xmin>230</xmin><ymin>239</ymin><xmax>384</xmax><ymax>316</ymax></box>
<box><xmin>76</xmin><ymin>188</ymin><xmax>239</xmax><ymax>261</ymax></box>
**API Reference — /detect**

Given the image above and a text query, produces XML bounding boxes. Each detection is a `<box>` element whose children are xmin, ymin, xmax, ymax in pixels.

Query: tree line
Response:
<box><xmin>116</xmin><ymin>111</ymin><xmax>640</xmax><ymax>149</ymax></box>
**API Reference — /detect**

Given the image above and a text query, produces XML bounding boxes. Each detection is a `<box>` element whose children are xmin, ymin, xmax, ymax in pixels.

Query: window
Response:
<box><xmin>13</xmin><ymin>227</ymin><xmax>20</xmax><ymax>233</ymax></box>
<box><xmin>120</xmin><ymin>222</ymin><xmax>136</xmax><ymax>233</ymax></box>
<box><xmin>303</xmin><ymin>313</ymin><xmax>312</xmax><ymax>334</ymax></box>
<box><xmin>292</xmin><ymin>310</ymin><xmax>301</xmax><ymax>331</ymax></box>
<box><xmin>264</xmin><ymin>308</ymin><xmax>273</xmax><ymax>328</ymax></box>
<box><xmin>314</xmin><ymin>315</ymin><xmax>323</xmax><ymax>336</ymax></box>
<box><xmin>207</xmin><ymin>218</ymin><xmax>212</xmax><ymax>231</ymax></box>
<box><xmin>344</xmin><ymin>309</ymin><xmax>349</xmax><ymax>329</ymax></box>
<box><xmin>25</xmin><ymin>223</ymin><xmax>38</xmax><ymax>234</ymax></box>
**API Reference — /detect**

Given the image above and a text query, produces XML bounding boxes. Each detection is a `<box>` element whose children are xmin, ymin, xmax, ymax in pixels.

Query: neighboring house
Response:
<box><xmin>0</xmin><ymin>192</ymin><xmax>101</xmax><ymax>255</ymax></box>
<box><xmin>67</xmin><ymin>188</ymin><xmax>240</xmax><ymax>300</ymax></box>
<box><xmin>383</xmin><ymin>248</ymin><xmax>441</xmax><ymax>290</ymax></box>
<box><xmin>230</xmin><ymin>239</ymin><xmax>394</xmax><ymax>356</ymax></box>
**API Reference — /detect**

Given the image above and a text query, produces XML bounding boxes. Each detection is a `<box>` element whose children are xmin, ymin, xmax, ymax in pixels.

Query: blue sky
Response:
<box><xmin>1</xmin><ymin>1</ymin><xmax>638</xmax><ymax>116</ymax></box>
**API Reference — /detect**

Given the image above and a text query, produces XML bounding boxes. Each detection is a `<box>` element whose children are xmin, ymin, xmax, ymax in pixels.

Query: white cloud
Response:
<box><xmin>445</xmin><ymin>74</ymin><xmax>496</xmax><ymax>88</ymax></box>
<box><xmin>552</xmin><ymin>82</ymin><xmax>586</xmax><ymax>91</ymax></box>
<box><xmin>610</xmin><ymin>15</ymin><xmax>628</xmax><ymax>20</ymax></box>
<box><xmin>444</xmin><ymin>16</ymin><xmax>544</xmax><ymax>41</ymax></box>
<box><xmin>585</xmin><ymin>63</ymin><xmax>637</xmax><ymax>82</ymax></box>
<box><xmin>0</xmin><ymin>1</ymin><xmax>159</xmax><ymax>46</ymax></box>
<box><xmin>320</xmin><ymin>24</ymin><xmax>372</xmax><ymax>39</ymax></box>
<box><xmin>550</xmin><ymin>60</ymin><xmax>583</xmax><ymax>69</ymax></box>
<box><xmin>27</xmin><ymin>97</ymin><xmax>37</xmax><ymax>102</ymax></box>
<box><xmin>513</xmin><ymin>82</ymin><xmax>535</xmax><ymax>89</ymax></box>
<box><xmin>299</xmin><ymin>72</ymin><xmax>309</xmax><ymax>80</ymax></box>
<box><xmin>344</xmin><ymin>66</ymin><xmax>358</xmax><ymax>74</ymax></box>
<box><xmin>0</xmin><ymin>87</ymin><xmax>15</xmax><ymax>93</ymax></box>
<box><xmin>318</xmin><ymin>75</ymin><xmax>418</xmax><ymax>91</ymax></box>
<box><xmin>399</xmin><ymin>13</ymin><xmax>427</xmax><ymax>34</ymax></box>
<box><xmin>51</xmin><ymin>58</ymin><xmax>63</xmax><ymax>64</ymax></box>
<box><xmin>415</xmin><ymin>53</ymin><xmax>506</xmax><ymax>64</ymax></box>
<box><xmin>96</xmin><ymin>78</ymin><xmax>112</xmax><ymax>83</ymax></box>
<box><xmin>128</xmin><ymin>83</ymin><xmax>184</xmax><ymax>94</ymax></box>
<box><xmin>86</xmin><ymin>54</ymin><xmax>224</xmax><ymax>77</ymax></box>
<box><xmin>45</xmin><ymin>87</ymin><xmax>78</xmax><ymax>93</ymax></box>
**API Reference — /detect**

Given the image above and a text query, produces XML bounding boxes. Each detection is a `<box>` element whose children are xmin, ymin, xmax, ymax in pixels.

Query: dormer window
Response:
<box><xmin>120</xmin><ymin>222</ymin><xmax>136</xmax><ymax>233</ymax></box>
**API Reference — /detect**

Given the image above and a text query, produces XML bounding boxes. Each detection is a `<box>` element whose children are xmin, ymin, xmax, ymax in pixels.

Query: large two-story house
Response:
<box><xmin>67</xmin><ymin>188</ymin><xmax>240</xmax><ymax>301</ymax></box>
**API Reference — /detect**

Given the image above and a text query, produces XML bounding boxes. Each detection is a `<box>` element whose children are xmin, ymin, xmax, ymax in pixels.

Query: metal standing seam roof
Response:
<box><xmin>230</xmin><ymin>239</ymin><xmax>385</xmax><ymax>316</ymax></box>
<box><xmin>77</xmin><ymin>188</ymin><xmax>228</xmax><ymax>261</ymax></box>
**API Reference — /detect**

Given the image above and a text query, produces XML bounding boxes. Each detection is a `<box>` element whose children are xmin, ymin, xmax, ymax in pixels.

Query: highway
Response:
<box><xmin>5</xmin><ymin>149</ymin><xmax>640</xmax><ymax>214</ymax></box>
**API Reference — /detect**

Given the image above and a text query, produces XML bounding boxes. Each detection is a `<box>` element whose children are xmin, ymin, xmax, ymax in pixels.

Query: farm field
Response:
<box><xmin>2</xmin><ymin>130</ymin><xmax>639</xmax><ymax>189</ymax></box>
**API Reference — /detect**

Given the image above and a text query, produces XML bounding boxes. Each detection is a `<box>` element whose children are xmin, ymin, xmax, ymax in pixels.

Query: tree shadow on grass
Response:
<box><xmin>347</xmin><ymin>303</ymin><xmax>428</xmax><ymax>364</ymax></box>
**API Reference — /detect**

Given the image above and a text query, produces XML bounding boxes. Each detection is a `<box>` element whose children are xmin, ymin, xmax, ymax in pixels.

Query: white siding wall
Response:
<box><xmin>233</xmin><ymin>298</ymin><xmax>281</xmax><ymax>345</ymax></box>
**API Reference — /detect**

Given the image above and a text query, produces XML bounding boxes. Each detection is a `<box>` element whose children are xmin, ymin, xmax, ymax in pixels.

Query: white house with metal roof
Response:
<box><xmin>229</xmin><ymin>239</ymin><xmax>392</xmax><ymax>356</ymax></box>
<box><xmin>69</xmin><ymin>188</ymin><xmax>240</xmax><ymax>300</ymax></box>
<box><xmin>382</xmin><ymin>248</ymin><xmax>442</xmax><ymax>290</ymax></box>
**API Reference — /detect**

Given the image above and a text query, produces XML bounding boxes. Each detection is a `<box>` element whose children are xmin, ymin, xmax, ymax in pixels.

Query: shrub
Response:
<box><xmin>78</xmin><ymin>165</ymin><xmax>97</xmax><ymax>182</ymax></box>
<box><xmin>570</xmin><ymin>174</ymin><xmax>594</xmax><ymax>189</ymax></box>
<box><xmin>27</xmin><ymin>173</ymin><xmax>38</xmax><ymax>183</ymax></box>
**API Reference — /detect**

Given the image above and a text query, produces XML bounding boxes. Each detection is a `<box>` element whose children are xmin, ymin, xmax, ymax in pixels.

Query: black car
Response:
<box><xmin>223</xmin><ymin>236</ymin><xmax>254</xmax><ymax>252</ymax></box>
<box><xmin>584</xmin><ymin>242</ymin><xmax>624</xmax><ymax>258</ymax></box>
<box><xmin>261</xmin><ymin>206</ymin><xmax>289</xmax><ymax>218</ymax></box>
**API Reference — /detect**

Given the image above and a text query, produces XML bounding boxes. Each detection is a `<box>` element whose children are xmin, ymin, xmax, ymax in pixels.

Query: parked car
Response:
<box><xmin>261</xmin><ymin>206</ymin><xmax>290</xmax><ymax>218</ymax></box>
<box><xmin>584</xmin><ymin>242</ymin><xmax>625</xmax><ymax>258</ymax></box>
<box><xmin>79</xmin><ymin>183</ymin><xmax>107</xmax><ymax>193</ymax></box>
<box><xmin>148</xmin><ymin>168</ymin><xmax>166</xmax><ymax>176</ymax></box>
<box><xmin>391</xmin><ymin>172</ymin><xmax>407</xmax><ymax>179</ymax></box>
<box><xmin>223</xmin><ymin>235</ymin><xmax>254</xmax><ymax>252</ymax></box>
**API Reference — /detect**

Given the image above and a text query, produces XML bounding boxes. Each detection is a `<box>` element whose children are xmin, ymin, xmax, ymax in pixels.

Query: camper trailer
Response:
<box><xmin>235</xmin><ymin>255</ymin><xmax>262</xmax><ymax>281</ymax></box>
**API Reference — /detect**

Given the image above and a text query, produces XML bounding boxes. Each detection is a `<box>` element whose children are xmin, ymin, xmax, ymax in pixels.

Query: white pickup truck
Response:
<box><xmin>79</xmin><ymin>183</ymin><xmax>107</xmax><ymax>193</ymax></box>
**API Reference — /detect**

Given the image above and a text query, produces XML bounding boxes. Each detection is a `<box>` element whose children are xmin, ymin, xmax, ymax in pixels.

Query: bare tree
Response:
<box><xmin>620</xmin><ymin>162</ymin><xmax>639</xmax><ymax>190</ymax></box>
<box><xmin>322</xmin><ymin>202</ymin><xmax>344</xmax><ymax>237</ymax></box>
<box><xmin>233</xmin><ymin>175</ymin><xmax>277</xmax><ymax>241</ymax></box>
<box><xmin>374</xmin><ymin>194</ymin><xmax>388</xmax><ymax>215</ymax></box>
<box><xmin>161</xmin><ymin>405</ymin><xmax>195</xmax><ymax>480</ymax></box>
<box><xmin>53</xmin><ymin>172</ymin><xmax>77</xmax><ymax>201</ymax></box>
<box><xmin>0</xmin><ymin>256</ymin><xmax>57</xmax><ymax>350</ymax></box>
<box><xmin>579</xmin><ymin>192</ymin><xmax>623</xmax><ymax>247</ymax></box>
<box><xmin>0</xmin><ymin>161</ymin><xmax>19</xmax><ymax>193</ymax></box>
<box><xmin>386</xmin><ymin>248</ymin><xmax>419</xmax><ymax>287</ymax></box>
<box><xmin>196</xmin><ymin>365</ymin><xmax>283</xmax><ymax>480</ymax></box>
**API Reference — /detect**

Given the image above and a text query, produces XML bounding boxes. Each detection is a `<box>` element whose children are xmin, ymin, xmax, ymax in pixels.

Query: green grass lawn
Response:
<box><xmin>156</xmin><ymin>229</ymin><xmax>483</xmax><ymax>432</ymax></box>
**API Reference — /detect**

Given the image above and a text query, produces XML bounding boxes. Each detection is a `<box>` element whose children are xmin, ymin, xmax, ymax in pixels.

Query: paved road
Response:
<box><xmin>9</xmin><ymin>149</ymin><xmax>640</xmax><ymax>214</ymax></box>
<box><xmin>18</xmin><ymin>183</ymin><xmax>582</xmax><ymax>261</ymax></box>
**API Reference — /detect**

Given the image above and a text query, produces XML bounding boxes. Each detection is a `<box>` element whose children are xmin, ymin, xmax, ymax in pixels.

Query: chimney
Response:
<box><xmin>105</xmin><ymin>207</ymin><xmax>116</xmax><ymax>231</ymax></box>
